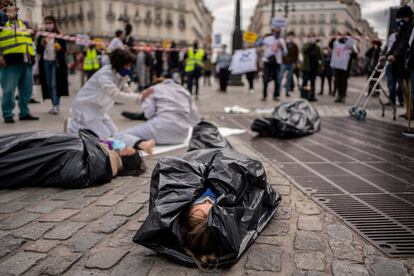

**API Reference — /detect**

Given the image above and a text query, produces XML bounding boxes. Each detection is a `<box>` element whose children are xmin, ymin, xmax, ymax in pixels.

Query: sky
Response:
<box><xmin>204</xmin><ymin>0</ymin><xmax>401</xmax><ymax>46</ymax></box>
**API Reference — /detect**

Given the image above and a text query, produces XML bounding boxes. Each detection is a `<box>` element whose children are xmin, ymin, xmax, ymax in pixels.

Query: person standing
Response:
<box><xmin>259</xmin><ymin>26</ymin><xmax>287</xmax><ymax>101</ymax></box>
<box><xmin>37</xmin><ymin>16</ymin><xmax>69</xmax><ymax>115</ymax></box>
<box><xmin>365</xmin><ymin>39</ymin><xmax>382</xmax><ymax>96</ymax></box>
<box><xmin>203</xmin><ymin>53</ymin><xmax>213</xmax><ymax>87</ymax></box>
<box><xmin>388</xmin><ymin>5</ymin><xmax>414</xmax><ymax>119</ymax></box>
<box><xmin>168</xmin><ymin>41</ymin><xmax>180</xmax><ymax>83</ymax></box>
<box><xmin>319</xmin><ymin>47</ymin><xmax>333</xmax><ymax>96</ymax></box>
<box><xmin>384</xmin><ymin>32</ymin><xmax>404</xmax><ymax>106</ymax></box>
<box><xmin>108</xmin><ymin>30</ymin><xmax>125</xmax><ymax>52</ymax></box>
<box><xmin>279</xmin><ymin>31</ymin><xmax>298</xmax><ymax>97</ymax></box>
<box><xmin>83</xmin><ymin>44</ymin><xmax>101</xmax><ymax>80</ymax></box>
<box><xmin>0</xmin><ymin>2</ymin><xmax>38</xmax><ymax>123</ymax></box>
<box><xmin>301</xmin><ymin>33</ymin><xmax>322</xmax><ymax>102</ymax></box>
<box><xmin>185</xmin><ymin>41</ymin><xmax>205</xmax><ymax>99</ymax></box>
<box><xmin>216</xmin><ymin>45</ymin><xmax>232</xmax><ymax>92</ymax></box>
<box><xmin>330</xmin><ymin>33</ymin><xmax>357</xmax><ymax>103</ymax></box>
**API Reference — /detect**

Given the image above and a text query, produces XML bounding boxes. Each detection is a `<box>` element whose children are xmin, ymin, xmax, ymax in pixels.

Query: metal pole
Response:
<box><xmin>284</xmin><ymin>0</ymin><xmax>289</xmax><ymax>18</ymax></box>
<box><xmin>271</xmin><ymin>0</ymin><xmax>276</xmax><ymax>21</ymax></box>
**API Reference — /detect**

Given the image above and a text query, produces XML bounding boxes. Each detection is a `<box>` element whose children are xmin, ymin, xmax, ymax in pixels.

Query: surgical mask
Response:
<box><xmin>118</xmin><ymin>68</ymin><xmax>131</xmax><ymax>77</ymax></box>
<box><xmin>192</xmin><ymin>196</ymin><xmax>216</xmax><ymax>206</ymax></box>
<box><xmin>45</xmin><ymin>24</ymin><xmax>54</xmax><ymax>32</ymax></box>
<box><xmin>274</xmin><ymin>31</ymin><xmax>281</xmax><ymax>39</ymax></box>
<box><xmin>396</xmin><ymin>19</ymin><xmax>406</xmax><ymax>29</ymax></box>
<box><xmin>308</xmin><ymin>37</ymin><xmax>316</xmax><ymax>44</ymax></box>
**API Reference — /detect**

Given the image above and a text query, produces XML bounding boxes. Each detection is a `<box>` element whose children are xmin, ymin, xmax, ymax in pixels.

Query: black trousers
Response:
<box><xmin>187</xmin><ymin>71</ymin><xmax>200</xmax><ymax>95</ymax></box>
<box><xmin>320</xmin><ymin>73</ymin><xmax>333</xmax><ymax>95</ymax></box>
<box><xmin>246</xmin><ymin>71</ymin><xmax>256</xmax><ymax>90</ymax></box>
<box><xmin>219</xmin><ymin>68</ymin><xmax>230</xmax><ymax>92</ymax></box>
<box><xmin>334</xmin><ymin>69</ymin><xmax>349</xmax><ymax>99</ymax></box>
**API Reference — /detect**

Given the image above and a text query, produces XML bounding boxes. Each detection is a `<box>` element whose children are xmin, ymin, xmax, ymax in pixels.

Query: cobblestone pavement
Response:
<box><xmin>0</xmin><ymin>76</ymin><xmax>412</xmax><ymax>275</ymax></box>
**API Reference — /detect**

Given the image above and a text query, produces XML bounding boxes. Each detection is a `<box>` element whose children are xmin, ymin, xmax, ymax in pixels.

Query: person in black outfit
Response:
<box><xmin>319</xmin><ymin>47</ymin><xmax>333</xmax><ymax>95</ymax></box>
<box><xmin>388</xmin><ymin>5</ymin><xmax>414</xmax><ymax>119</ymax></box>
<box><xmin>365</xmin><ymin>39</ymin><xmax>382</xmax><ymax>96</ymax></box>
<box><xmin>168</xmin><ymin>41</ymin><xmax>180</xmax><ymax>82</ymax></box>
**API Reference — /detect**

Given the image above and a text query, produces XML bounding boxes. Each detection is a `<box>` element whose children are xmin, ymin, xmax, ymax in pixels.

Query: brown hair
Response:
<box><xmin>184</xmin><ymin>208</ymin><xmax>218</xmax><ymax>269</ymax></box>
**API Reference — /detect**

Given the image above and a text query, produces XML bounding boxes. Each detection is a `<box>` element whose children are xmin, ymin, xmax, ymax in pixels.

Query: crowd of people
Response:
<box><xmin>1</xmin><ymin>0</ymin><xmax>414</xmax><ymax>127</ymax></box>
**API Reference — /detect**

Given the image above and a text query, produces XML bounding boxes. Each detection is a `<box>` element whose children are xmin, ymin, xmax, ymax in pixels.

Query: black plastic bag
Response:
<box><xmin>188</xmin><ymin>121</ymin><xmax>233</xmax><ymax>151</ymax></box>
<box><xmin>133</xmin><ymin>148</ymin><xmax>281</xmax><ymax>268</ymax></box>
<box><xmin>252</xmin><ymin>99</ymin><xmax>321</xmax><ymax>138</ymax></box>
<box><xmin>0</xmin><ymin>130</ymin><xmax>112</xmax><ymax>189</ymax></box>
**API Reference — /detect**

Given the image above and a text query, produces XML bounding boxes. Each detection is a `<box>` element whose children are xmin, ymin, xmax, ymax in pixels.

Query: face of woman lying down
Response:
<box><xmin>119</xmin><ymin>146</ymin><xmax>136</xmax><ymax>156</ymax></box>
<box><xmin>189</xmin><ymin>201</ymin><xmax>213</xmax><ymax>217</ymax></box>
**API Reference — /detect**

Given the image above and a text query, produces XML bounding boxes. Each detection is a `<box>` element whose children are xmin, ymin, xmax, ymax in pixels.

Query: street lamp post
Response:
<box><xmin>229</xmin><ymin>0</ymin><xmax>244</xmax><ymax>86</ymax></box>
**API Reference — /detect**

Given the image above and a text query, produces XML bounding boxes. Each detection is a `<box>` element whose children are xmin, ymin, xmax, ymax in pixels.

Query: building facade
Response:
<box><xmin>249</xmin><ymin>0</ymin><xmax>377</xmax><ymax>55</ymax></box>
<box><xmin>42</xmin><ymin>0</ymin><xmax>214</xmax><ymax>48</ymax></box>
<box><xmin>17</xmin><ymin>0</ymin><xmax>43</xmax><ymax>28</ymax></box>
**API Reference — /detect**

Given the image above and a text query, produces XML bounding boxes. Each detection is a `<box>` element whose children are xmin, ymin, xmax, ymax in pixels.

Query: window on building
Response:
<box><xmin>166</xmin><ymin>12</ymin><xmax>173</xmax><ymax>28</ymax></box>
<box><xmin>319</xmin><ymin>27</ymin><xmax>325</xmax><ymax>36</ymax></box>
<box><xmin>154</xmin><ymin>9</ymin><xmax>162</xmax><ymax>26</ymax></box>
<box><xmin>178</xmin><ymin>14</ymin><xmax>186</xmax><ymax>30</ymax></box>
<box><xmin>134</xmin><ymin>10</ymin><xmax>140</xmax><ymax>24</ymax></box>
<box><xmin>331</xmin><ymin>13</ymin><xmax>337</xmax><ymax>24</ymax></box>
<box><xmin>144</xmin><ymin>10</ymin><xmax>152</xmax><ymax>25</ymax></box>
<box><xmin>309</xmin><ymin>14</ymin><xmax>315</xmax><ymax>24</ymax></box>
<box><xmin>319</xmin><ymin>14</ymin><xmax>325</xmax><ymax>24</ymax></box>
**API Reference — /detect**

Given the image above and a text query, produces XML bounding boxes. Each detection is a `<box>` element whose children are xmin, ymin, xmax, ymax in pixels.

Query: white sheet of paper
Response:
<box><xmin>141</xmin><ymin>127</ymin><xmax>246</xmax><ymax>157</ymax></box>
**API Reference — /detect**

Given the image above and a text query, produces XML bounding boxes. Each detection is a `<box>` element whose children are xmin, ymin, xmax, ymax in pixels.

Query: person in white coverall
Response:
<box><xmin>116</xmin><ymin>79</ymin><xmax>201</xmax><ymax>153</ymax></box>
<box><xmin>66</xmin><ymin>49</ymin><xmax>150</xmax><ymax>141</ymax></box>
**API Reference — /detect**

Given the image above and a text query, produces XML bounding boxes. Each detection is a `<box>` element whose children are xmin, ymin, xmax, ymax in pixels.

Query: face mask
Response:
<box><xmin>118</xmin><ymin>67</ymin><xmax>131</xmax><ymax>77</ymax></box>
<box><xmin>397</xmin><ymin>19</ymin><xmax>406</xmax><ymax>29</ymax></box>
<box><xmin>274</xmin><ymin>31</ymin><xmax>281</xmax><ymax>39</ymax></box>
<box><xmin>45</xmin><ymin>24</ymin><xmax>54</xmax><ymax>32</ymax></box>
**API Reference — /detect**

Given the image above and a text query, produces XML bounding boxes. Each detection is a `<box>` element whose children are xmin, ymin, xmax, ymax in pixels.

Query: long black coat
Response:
<box><xmin>36</xmin><ymin>36</ymin><xmax>69</xmax><ymax>100</ymax></box>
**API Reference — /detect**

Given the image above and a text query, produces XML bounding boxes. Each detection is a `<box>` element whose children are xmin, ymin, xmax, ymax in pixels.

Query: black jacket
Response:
<box><xmin>36</xmin><ymin>36</ymin><xmax>69</xmax><ymax>100</ymax></box>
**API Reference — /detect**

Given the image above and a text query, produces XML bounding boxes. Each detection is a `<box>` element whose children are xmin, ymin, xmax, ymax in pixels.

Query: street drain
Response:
<box><xmin>217</xmin><ymin>115</ymin><xmax>414</xmax><ymax>257</ymax></box>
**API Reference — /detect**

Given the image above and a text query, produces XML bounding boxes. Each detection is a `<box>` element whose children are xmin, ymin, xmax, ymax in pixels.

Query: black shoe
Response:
<box><xmin>19</xmin><ymin>114</ymin><xmax>39</xmax><ymax>121</ymax></box>
<box><xmin>121</xmin><ymin>111</ymin><xmax>147</xmax><ymax>121</ymax></box>
<box><xmin>334</xmin><ymin>98</ymin><xmax>345</xmax><ymax>103</ymax></box>
<box><xmin>318</xmin><ymin>92</ymin><xmax>323</xmax><ymax>95</ymax></box>
<box><xmin>309</xmin><ymin>98</ymin><xmax>318</xmax><ymax>102</ymax></box>
<box><xmin>4</xmin><ymin>117</ymin><xmax>15</xmax><ymax>123</ymax></box>
<box><xmin>29</xmin><ymin>98</ymin><xmax>40</xmax><ymax>104</ymax></box>
<box><xmin>273</xmin><ymin>97</ymin><xmax>280</xmax><ymax>101</ymax></box>
<box><xmin>286</xmin><ymin>93</ymin><xmax>291</xmax><ymax>97</ymax></box>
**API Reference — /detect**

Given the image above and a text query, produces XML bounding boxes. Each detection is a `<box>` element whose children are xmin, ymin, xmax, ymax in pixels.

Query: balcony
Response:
<box><xmin>144</xmin><ymin>15</ymin><xmax>152</xmax><ymax>25</ymax></box>
<box><xmin>118</xmin><ymin>14</ymin><xmax>130</xmax><ymax>23</ymax></box>
<box><xmin>178</xmin><ymin>19</ymin><xmax>186</xmax><ymax>30</ymax></box>
<box><xmin>330</xmin><ymin>19</ymin><xmax>338</xmax><ymax>24</ymax></box>
<box><xmin>290</xmin><ymin>20</ymin><xmax>297</xmax><ymax>25</ymax></box>
<box><xmin>165</xmin><ymin>18</ymin><xmax>173</xmax><ymax>28</ymax></box>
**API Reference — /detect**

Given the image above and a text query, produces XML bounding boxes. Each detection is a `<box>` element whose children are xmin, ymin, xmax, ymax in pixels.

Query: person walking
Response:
<box><xmin>185</xmin><ymin>41</ymin><xmax>205</xmax><ymax>99</ymax></box>
<box><xmin>279</xmin><ymin>31</ymin><xmax>298</xmax><ymax>97</ymax></box>
<box><xmin>330</xmin><ymin>33</ymin><xmax>357</xmax><ymax>103</ymax></box>
<box><xmin>319</xmin><ymin>47</ymin><xmax>333</xmax><ymax>96</ymax></box>
<box><xmin>83</xmin><ymin>44</ymin><xmax>101</xmax><ymax>80</ymax></box>
<box><xmin>301</xmin><ymin>33</ymin><xmax>322</xmax><ymax>102</ymax></box>
<box><xmin>0</xmin><ymin>2</ymin><xmax>38</xmax><ymax>123</ymax></box>
<box><xmin>216</xmin><ymin>45</ymin><xmax>232</xmax><ymax>92</ymax></box>
<box><xmin>37</xmin><ymin>15</ymin><xmax>69</xmax><ymax>115</ymax></box>
<box><xmin>259</xmin><ymin>26</ymin><xmax>287</xmax><ymax>101</ymax></box>
<box><xmin>168</xmin><ymin>41</ymin><xmax>180</xmax><ymax>83</ymax></box>
<box><xmin>384</xmin><ymin>32</ymin><xmax>404</xmax><ymax>106</ymax></box>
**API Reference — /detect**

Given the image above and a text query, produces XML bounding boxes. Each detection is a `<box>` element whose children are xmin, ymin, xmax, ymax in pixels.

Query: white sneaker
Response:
<box><xmin>249</xmin><ymin>89</ymin><xmax>254</xmax><ymax>94</ymax></box>
<box><xmin>48</xmin><ymin>106</ymin><xmax>59</xmax><ymax>115</ymax></box>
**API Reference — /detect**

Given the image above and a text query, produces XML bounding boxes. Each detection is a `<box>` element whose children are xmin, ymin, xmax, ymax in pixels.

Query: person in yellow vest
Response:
<box><xmin>0</xmin><ymin>1</ymin><xmax>38</xmax><ymax>123</ymax></box>
<box><xmin>184</xmin><ymin>41</ymin><xmax>206</xmax><ymax>99</ymax></box>
<box><xmin>83</xmin><ymin>43</ymin><xmax>101</xmax><ymax>80</ymax></box>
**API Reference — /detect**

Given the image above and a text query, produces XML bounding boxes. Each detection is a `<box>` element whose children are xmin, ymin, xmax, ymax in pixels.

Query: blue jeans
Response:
<box><xmin>263</xmin><ymin>62</ymin><xmax>281</xmax><ymax>98</ymax></box>
<box><xmin>279</xmin><ymin>63</ymin><xmax>294</xmax><ymax>95</ymax></box>
<box><xmin>1</xmin><ymin>63</ymin><xmax>33</xmax><ymax>119</ymax></box>
<box><xmin>43</xmin><ymin>60</ymin><xmax>59</xmax><ymax>107</ymax></box>
<box><xmin>386</xmin><ymin>64</ymin><xmax>404</xmax><ymax>105</ymax></box>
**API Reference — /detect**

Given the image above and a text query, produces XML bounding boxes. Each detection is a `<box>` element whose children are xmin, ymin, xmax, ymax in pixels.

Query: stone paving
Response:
<box><xmin>0</xmin><ymin>76</ymin><xmax>413</xmax><ymax>275</ymax></box>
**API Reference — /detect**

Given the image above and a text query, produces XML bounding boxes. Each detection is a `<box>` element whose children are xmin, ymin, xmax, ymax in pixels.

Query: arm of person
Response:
<box><xmin>98</xmin><ymin>74</ymin><xmax>141</xmax><ymax>103</ymax></box>
<box><xmin>280</xmin><ymin>39</ymin><xmax>288</xmax><ymax>56</ymax></box>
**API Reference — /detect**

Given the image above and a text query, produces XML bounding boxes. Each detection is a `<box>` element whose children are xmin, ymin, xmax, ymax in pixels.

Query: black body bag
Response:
<box><xmin>0</xmin><ymin>129</ymin><xmax>112</xmax><ymax>189</ymax></box>
<box><xmin>251</xmin><ymin>99</ymin><xmax>321</xmax><ymax>138</ymax></box>
<box><xmin>133</xmin><ymin>122</ymin><xmax>281</xmax><ymax>268</ymax></box>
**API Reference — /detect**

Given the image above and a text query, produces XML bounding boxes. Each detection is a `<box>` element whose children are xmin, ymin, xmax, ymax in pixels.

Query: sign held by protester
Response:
<box><xmin>271</xmin><ymin>18</ymin><xmax>287</xmax><ymax>29</ymax></box>
<box><xmin>229</xmin><ymin>48</ymin><xmax>257</xmax><ymax>75</ymax></box>
<box><xmin>214</xmin><ymin>33</ymin><xmax>222</xmax><ymax>48</ymax></box>
<box><xmin>243</xmin><ymin>32</ymin><xmax>258</xmax><ymax>43</ymax></box>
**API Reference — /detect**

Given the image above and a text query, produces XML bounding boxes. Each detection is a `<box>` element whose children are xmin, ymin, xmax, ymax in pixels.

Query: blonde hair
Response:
<box><xmin>184</xmin><ymin>208</ymin><xmax>218</xmax><ymax>270</ymax></box>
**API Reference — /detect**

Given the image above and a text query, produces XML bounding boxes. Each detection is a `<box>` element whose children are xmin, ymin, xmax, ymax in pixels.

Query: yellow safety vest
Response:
<box><xmin>83</xmin><ymin>48</ymin><xmax>100</xmax><ymax>71</ymax></box>
<box><xmin>0</xmin><ymin>20</ymin><xmax>35</xmax><ymax>57</ymax></box>
<box><xmin>185</xmin><ymin>47</ymin><xmax>205</xmax><ymax>72</ymax></box>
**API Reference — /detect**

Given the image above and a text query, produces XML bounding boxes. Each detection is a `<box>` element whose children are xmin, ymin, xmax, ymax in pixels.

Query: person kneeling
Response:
<box><xmin>66</xmin><ymin>49</ymin><xmax>141</xmax><ymax>139</ymax></box>
<box><xmin>116</xmin><ymin>78</ymin><xmax>201</xmax><ymax>155</ymax></box>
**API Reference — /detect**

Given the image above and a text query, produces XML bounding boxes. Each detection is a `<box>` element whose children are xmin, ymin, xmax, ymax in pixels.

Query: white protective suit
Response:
<box><xmin>116</xmin><ymin>79</ymin><xmax>201</xmax><ymax>147</ymax></box>
<box><xmin>67</xmin><ymin>65</ymin><xmax>140</xmax><ymax>139</ymax></box>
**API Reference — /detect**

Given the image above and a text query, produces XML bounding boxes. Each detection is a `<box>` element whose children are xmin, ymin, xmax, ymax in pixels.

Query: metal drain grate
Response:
<box><xmin>216</xmin><ymin>115</ymin><xmax>414</xmax><ymax>257</ymax></box>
